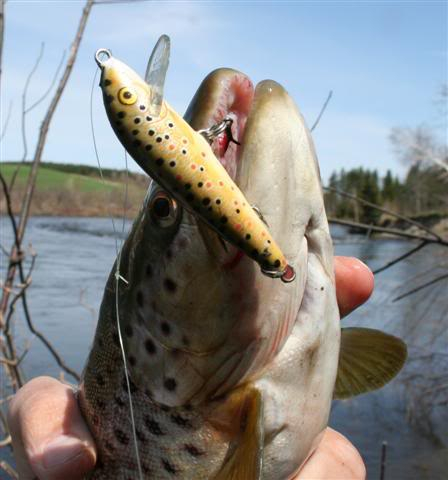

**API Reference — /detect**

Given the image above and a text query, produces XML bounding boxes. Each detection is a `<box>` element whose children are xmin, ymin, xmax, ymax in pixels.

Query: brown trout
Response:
<box><xmin>93</xmin><ymin>36</ymin><xmax>294</xmax><ymax>282</ymax></box>
<box><xmin>79</xmin><ymin>47</ymin><xmax>407</xmax><ymax>479</ymax></box>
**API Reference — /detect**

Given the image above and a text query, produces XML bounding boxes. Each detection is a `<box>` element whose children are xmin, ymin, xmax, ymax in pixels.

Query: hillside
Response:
<box><xmin>0</xmin><ymin>162</ymin><xmax>149</xmax><ymax>217</ymax></box>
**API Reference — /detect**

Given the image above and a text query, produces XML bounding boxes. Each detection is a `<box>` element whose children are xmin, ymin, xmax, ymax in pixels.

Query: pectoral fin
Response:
<box><xmin>334</xmin><ymin>327</ymin><xmax>407</xmax><ymax>399</ymax></box>
<box><xmin>213</xmin><ymin>385</ymin><xmax>264</xmax><ymax>480</ymax></box>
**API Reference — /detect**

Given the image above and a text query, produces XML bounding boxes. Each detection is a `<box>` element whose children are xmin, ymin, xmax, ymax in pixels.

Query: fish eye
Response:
<box><xmin>150</xmin><ymin>192</ymin><xmax>178</xmax><ymax>227</ymax></box>
<box><xmin>118</xmin><ymin>87</ymin><xmax>137</xmax><ymax>105</ymax></box>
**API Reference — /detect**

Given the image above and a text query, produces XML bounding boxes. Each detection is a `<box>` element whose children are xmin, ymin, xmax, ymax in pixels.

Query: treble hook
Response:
<box><xmin>198</xmin><ymin>117</ymin><xmax>241</xmax><ymax>146</ymax></box>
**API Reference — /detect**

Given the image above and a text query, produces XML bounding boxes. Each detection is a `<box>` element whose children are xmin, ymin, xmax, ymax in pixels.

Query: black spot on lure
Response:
<box><xmin>95</xmin><ymin>35</ymin><xmax>295</xmax><ymax>283</ymax></box>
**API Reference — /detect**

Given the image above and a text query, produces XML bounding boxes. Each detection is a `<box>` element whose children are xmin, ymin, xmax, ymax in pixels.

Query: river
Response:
<box><xmin>1</xmin><ymin>216</ymin><xmax>447</xmax><ymax>479</ymax></box>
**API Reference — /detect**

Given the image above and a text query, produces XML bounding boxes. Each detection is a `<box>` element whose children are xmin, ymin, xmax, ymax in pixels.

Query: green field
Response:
<box><xmin>1</xmin><ymin>163</ymin><xmax>124</xmax><ymax>193</ymax></box>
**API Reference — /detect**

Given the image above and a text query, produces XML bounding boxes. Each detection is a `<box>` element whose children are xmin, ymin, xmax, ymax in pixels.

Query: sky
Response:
<box><xmin>1</xmin><ymin>0</ymin><xmax>447</xmax><ymax>182</ymax></box>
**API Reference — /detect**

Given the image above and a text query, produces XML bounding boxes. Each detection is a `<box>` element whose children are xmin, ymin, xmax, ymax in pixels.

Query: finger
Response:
<box><xmin>335</xmin><ymin>256</ymin><xmax>374</xmax><ymax>318</ymax></box>
<box><xmin>8</xmin><ymin>376</ymin><xmax>96</xmax><ymax>480</ymax></box>
<box><xmin>295</xmin><ymin>427</ymin><xmax>366</xmax><ymax>479</ymax></box>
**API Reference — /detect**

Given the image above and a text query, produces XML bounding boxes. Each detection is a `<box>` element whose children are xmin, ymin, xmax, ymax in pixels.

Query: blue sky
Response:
<box><xmin>1</xmin><ymin>0</ymin><xmax>447</xmax><ymax>182</ymax></box>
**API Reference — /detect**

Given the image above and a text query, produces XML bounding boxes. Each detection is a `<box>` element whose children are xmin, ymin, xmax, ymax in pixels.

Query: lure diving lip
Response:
<box><xmin>94</xmin><ymin>37</ymin><xmax>295</xmax><ymax>283</ymax></box>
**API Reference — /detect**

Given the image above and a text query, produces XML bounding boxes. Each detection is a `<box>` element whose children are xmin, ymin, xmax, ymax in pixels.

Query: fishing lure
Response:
<box><xmin>95</xmin><ymin>35</ymin><xmax>295</xmax><ymax>282</ymax></box>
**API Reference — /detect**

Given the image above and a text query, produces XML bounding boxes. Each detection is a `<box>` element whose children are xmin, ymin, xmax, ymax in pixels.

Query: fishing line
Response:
<box><xmin>90</xmin><ymin>67</ymin><xmax>143</xmax><ymax>480</ymax></box>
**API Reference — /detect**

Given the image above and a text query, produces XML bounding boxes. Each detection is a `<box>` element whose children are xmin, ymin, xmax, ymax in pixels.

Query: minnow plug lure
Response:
<box><xmin>95</xmin><ymin>35</ymin><xmax>295</xmax><ymax>282</ymax></box>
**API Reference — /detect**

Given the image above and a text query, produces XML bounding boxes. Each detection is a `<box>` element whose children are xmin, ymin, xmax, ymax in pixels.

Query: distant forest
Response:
<box><xmin>324</xmin><ymin>164</ymin><xmax>448</xmax><ymax>225</ymax></box>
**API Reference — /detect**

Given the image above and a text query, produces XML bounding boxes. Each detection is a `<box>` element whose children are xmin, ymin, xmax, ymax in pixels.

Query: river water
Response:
<box><xmin>1</xmin><ymin>216</ymin><xmax>447</xmax><ymax>479</ymax></box>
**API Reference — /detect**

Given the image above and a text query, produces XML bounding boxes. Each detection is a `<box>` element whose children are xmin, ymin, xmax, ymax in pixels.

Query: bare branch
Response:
<box><xmin>324</xmin><ymin>186</ymin><xmax>443</xmax><ymax>241</ymax></box>
<box><xmin>328</xmin><ymin>217</ymin><xmax>448</xmax><ymax>246</ymax></box>
<box><xmin>373</xmin><ymin>241</ymin><xmax>428</xmax><ymax>275</ymax></box>
<box><xmin>392</xmin><ymin>273</ymin><xmax>448</xmax><ymax>302</ymax></box>
<box><xmin>25</xmin><ymin>49</ymin><xmax>67</xmax><ymax>114</ymax></box>
<box><xmin>0</xmin><ymin>99</ymin><xmax>12</xmax><ymax>140</ymax></box>
<box><xmin>310</xmin><ymin>90</ymin><xmax>333</xmax><ymax>132</ymax></box>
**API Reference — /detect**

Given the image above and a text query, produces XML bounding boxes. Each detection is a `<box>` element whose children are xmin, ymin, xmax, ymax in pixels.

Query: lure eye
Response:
<box><xmin>150</xmin><ymin>192</ymin><xmax>178</xmax><ymax>227</ymax></box>
<box><xmin>118</xmin><ymin>87</ymin><xmax>137</xmax><ymax>105</ymax></box>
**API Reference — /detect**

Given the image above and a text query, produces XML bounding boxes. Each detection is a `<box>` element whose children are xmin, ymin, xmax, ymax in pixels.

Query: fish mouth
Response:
<box><xmin>184</xmin><ymin>69</ymin><xmax>255</xmax><ymax>268</ymax></box>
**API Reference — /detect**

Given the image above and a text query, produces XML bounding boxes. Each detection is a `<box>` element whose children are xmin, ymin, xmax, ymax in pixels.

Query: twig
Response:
<box><xmin>0</xmin><ymin>99</ymin><xmax>12</xmax><ymax>140</ymax></box>
<box><xmin>0</xmin><ymin>461</ymin><xmax>18</xmax><ymax>480</ymax></box>
<box><xmin>328</xmin><ymin>217</ymin><xmax>448</xmax><ymax>246</ymax></box>
<box><xmin>380</xmin><ymin>441</ymin><xmax>387</xmax><ymax>480</ymax></box>
<box><xmin>392</xmin><ymin>273</ymin><xmax>448</xmax><ymax>302</ymax></box>
<box><xmin>310</xmin><ymin>90</ymin><xmax>333</xmax><ymax>132</ymax></box>
<box><xmin>373</xmin><ymin>241</ymin><xmax>428</xmax><ymax>275</ymax></box>
<box><xmin>324</xmin><ymin>186</ymin><xmax>443</xmax><ymax>241</ymax></box>
<box><xmin>0</xmin><ymin>0</ymin><xmax>94</xmax><ymax>347</ymax></box>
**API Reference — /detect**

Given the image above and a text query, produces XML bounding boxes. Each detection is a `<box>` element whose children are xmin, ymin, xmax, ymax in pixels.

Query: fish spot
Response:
<box><xmin>200</xmin><ymin>166</ymin><xmax>205</xmax><ymax>172</ymax></box>
<box><xmin>134</xmin><ymin>117</ymin><xmax>141</xmax><ymax>124</ymax></box>
<box><xmin>132</xmin><ymin>140</ymin><xmax>141</xmax><ymax>147</ymax></box>
<box><xmin>132</xmin><ymin>129</ymin><xmax>139</xmax><ymax>135</ymax></box>
<box><xmin>148</xmin><ymin>129</ymin><xmax>155</xmax><ymax>136</ymax></box>
<box><xmin>146</xmin><ymin>115</ymin><xmax>153</xmax><ymax>121</ymax></box>
<box><xmin>184</xmin><ymin>444</ymin><xmax>204</xmax><ymax>457</ymax></box>
<box><xmin>274</xmin><ymin>259</ymin><xmax>281</xmax><ymax>268</ymax></box>
<box><xmin>128</xmin><ymin>355</ymin><xmax>136</xmax><ymax>366</ymax></box>
<box><xmin>164</xmin><ymin>377</ymin><xmax>177</xmax><ymax>391</ymax></box>
<box><xmin>145</xmin><ymin>144</ymin><xmax>152</xmax><ymax>151</ymax></box>
<box><xmin>156</xmin><ymin>136</ymin><xmax>163</xmax><ymax>143</ymax></box>
<box><xmin>144</xmin><ymin>415</ymin><xmax>165</xmax><ymax>435</ymax></box>
<box><xmin>121</xmin><ymin>375</ymin><xmax>136</xmax><ymax>392</ymax></box>
<box><xmin>197</xmin><ymin>182</ymin><xmax>203</xmax><ymax>188</ymax></box>
<box><xmin>246</xmin><ymin>234</ymin><xmax>251</xmax><ymax>240</ymax></box>
<box><xmin>161</xmin><ymin>321</ymin><xmax>171</xmax><ymax>335</ymax></box>
<box><xmin>202</xmin><ymin>197</ymin><xmax>211</xmax><ymax>206</ymax></box>
<box><xmin>136</xmin><ymin>429</ymin><xmax>147</xmax><ymax>443</ymax></box>
<box><xmin>168</xmin><ymin>122</ymin><xmax>174</xmax><ymax>128</ymax></box>
<box><xmin>145</xmin><ymin>338</ymin><xmax>156</xmax><ymax>354</ymax></box>
<box><xmin>165</xmin><ymin>134</ymin><xmax>170</xmax><ymax>140</ymax></box>
<box><xmin>136</xmin><ymin>290</ymin><xmax>144</xmax><ymax>307</ymax></box>
<box><xmin>320</xmin><ymin>286</ymin><xmax>324</xmax><ymax>291</ymax></box>
<box><xmin>139</xmin><ymin>104</ymin><xmax>146</xmax><ymax>110</ymax></box>
<box><xmin>156</xmin><ymin>158</ymin><xmax>164</xmax><ymax>166</ymax></box>
<box><xmin>114</xmin><ymin>428</ymin><xmax>129</xmax><ymax>445</ymax></box>
<box><xmin>162</xmin><ymin>458</ymin><xmax>177</xmax><ymax>475</ymax></box>
<box><xmin>146</xmin><ymin>264</ymin><xmax>153</xmax><ymax>277</ymax></box>
<box><xmin>104</xmin><ymin>79</ymin><xmax>112</xmax><ymax>86</ymax></box>
<box><xmin>267</xmin><ymin>239</ymin><xmax>271</xmax><ymax>244</ymax></box>
<box><xmin>169</xmin><ymin>161</ymin><xmax>176</xmax><ymax>167</ymax></box>
<box><xmin>124</xmin><ymin>324</ymin><xmax>133</xmax><ymax>337</ymax></box>
<box><xmin>117</xmin><ymin>111</ymin><xmax>125</xmax><ymax>119</ymax></box>
<box><xmin>171</xmin><ymin>413</ymin><xmax>192</xmax><ymax>429</ymax></box>
<box><xmin>216</xmin><ymin>199</ymin><xmax>221</xmax><ymax>205</ymax></box>
<box><xmin>236</xmin><ymin>209</ymin><xmax>240</xmax><ymax>214</ymax></box>
<box><xmin>182</xmin><ymin>149</ymin><xmax>187</xmax><ymax>155</ymax></box>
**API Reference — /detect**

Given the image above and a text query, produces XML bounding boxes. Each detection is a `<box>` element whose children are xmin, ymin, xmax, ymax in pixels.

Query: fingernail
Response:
<box><xmin>41</xmin><ymin>435</ymin><xmax>86</xmax><ymax>469</ymax></box>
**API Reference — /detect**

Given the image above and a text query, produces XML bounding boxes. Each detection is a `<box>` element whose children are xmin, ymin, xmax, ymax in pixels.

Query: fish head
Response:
<box><xmin>107</xmin><ymin>68</ymin><xmax>323</xmax><ymax>407</ymax></box>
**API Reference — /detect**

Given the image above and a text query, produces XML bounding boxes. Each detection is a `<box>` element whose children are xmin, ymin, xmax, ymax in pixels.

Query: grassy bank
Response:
<box><xmin>0</xmin><ymin>162</ymin><xmax>148</xmax><ymax>217</ymax></box>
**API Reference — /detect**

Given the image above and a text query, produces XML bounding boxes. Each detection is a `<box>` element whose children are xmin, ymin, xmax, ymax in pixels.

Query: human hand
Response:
<box><xmin>8</xmin><ymin>256</ymin><xmax>372</xmax><ymax>480</ymax></box>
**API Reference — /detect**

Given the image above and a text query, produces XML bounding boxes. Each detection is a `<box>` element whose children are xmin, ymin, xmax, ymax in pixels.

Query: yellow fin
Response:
<box><xmin>334</xmin><ymin>327</ymin><xmax>407</xmax><ymax>399</ymax></box>
<box><xmin>213</xmin><ymin>385</ymin><xmax>264</xmax><ymax>480</ymax></box>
